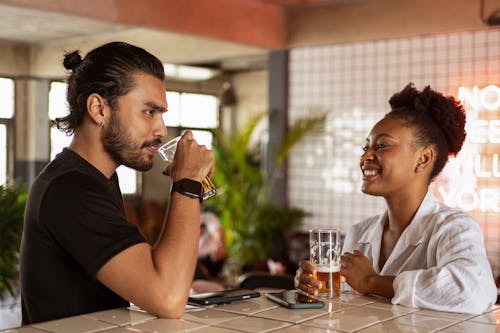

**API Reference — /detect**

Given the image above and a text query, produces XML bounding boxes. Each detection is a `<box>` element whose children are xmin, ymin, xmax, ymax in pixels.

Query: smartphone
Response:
<box><xmin>265</xmin><ymin>290</ymin><xmax>324</xmax><ymax>309</ymax></box>
<box><xmin>188</xmin><ymin>288</ymin><xmax>260</xmax><ymax>305</ymax></box>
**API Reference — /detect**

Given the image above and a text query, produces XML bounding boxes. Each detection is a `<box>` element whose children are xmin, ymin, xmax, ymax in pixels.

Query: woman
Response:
<box><xmin>296</xmin><ymin>83</ymin><xmax>497</xmax><ymax>314</ymax></box>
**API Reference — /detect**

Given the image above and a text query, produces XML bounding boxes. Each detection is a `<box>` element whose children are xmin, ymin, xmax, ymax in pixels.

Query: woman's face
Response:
<box><xmin>360</xmin><ymin>116</ymin><xmax>424</xmax><ymax>198</ymax></box>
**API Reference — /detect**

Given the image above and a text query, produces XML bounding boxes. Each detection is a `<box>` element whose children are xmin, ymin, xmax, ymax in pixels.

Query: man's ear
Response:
<box><xmin>86</xmin><ymin>93</ymin><xmax>108</xmax><ymax>127</ymax></box>
<box><xmin>415</xmin><ymin>146</ymin><xmax>434</xmax><ymax>173</ymax></box>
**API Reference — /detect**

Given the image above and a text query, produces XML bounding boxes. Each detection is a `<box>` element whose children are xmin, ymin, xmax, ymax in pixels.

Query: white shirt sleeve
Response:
<box><xmin>392</xmin><ymin>212</ymin><xmax>497</xmax><ymax>314</ymax></box>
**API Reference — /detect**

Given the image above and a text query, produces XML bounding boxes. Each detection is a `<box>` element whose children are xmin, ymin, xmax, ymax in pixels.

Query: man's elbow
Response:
<box><xmin>155</xmin><ymin>306</ymin><xmax>185</xmax><ymax>319</ymax></box>
<box><xmin>154</xmin><ymin>302</ymin><xmax>186</xmax><ymax>319</ymax></box>
<box><xmin>151</xmin><ymin>294</ymin><xmax>188</xmax><ymax>319</ymax></box>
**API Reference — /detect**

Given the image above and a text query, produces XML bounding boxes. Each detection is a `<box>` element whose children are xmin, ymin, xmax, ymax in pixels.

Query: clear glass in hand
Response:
<box><xmin>309</xmin><ymin>229</ymin><xmax>341</xmax><ymax>298</ymax></box>
<box><xmin>158</xmin><ymin>136</ymin><xmax>217</xmax><ymax>201</ymax></box>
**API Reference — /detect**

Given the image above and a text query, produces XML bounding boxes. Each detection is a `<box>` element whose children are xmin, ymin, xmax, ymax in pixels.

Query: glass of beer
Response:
<box><xmin>309</xmin><ymin>229</ymin><xmax>341</xmax><ymax>299</ymax></box>
<box><xmin>158</xmin><ymin>136</ymin><xmax>217</xmax><ymax>201</ymax></box>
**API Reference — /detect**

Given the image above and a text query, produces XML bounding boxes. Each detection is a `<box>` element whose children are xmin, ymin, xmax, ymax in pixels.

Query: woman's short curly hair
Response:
<box><xmin>387</xmin><ymin>83</ymin><xmax>467</xmax><ymax>181</ymax></box>
<box><xmin>55</xmin><ymin>41</ymin><xmax>165</xmax><ymax>135</ymax></box>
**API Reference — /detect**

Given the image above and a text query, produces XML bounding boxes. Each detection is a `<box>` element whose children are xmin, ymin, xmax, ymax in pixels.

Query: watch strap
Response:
<box><xmin>171</xmin><ymin>178</ymin><xmax>203</xmax><ymax>203</ymax></box>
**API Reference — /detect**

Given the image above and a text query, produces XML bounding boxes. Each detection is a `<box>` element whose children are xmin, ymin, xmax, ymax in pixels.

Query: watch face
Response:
<box><xmin>181</xmin><ymin>179</ymin><xmax>202</xmax><ymax>196</ymax></box>
<box><xmin>173</xmin><ymin>179</ymin><xmax>202</xmax><ymax>200</ymax></box>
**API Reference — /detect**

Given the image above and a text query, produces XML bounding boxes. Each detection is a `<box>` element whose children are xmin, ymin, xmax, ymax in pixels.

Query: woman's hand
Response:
<box><xmin>294</xmin><ymin>260</ymin><xmax>322</xmax><ymax>296</ymax></box>
<box><xmin>340</xmin><ymin>250</ymin><xmax>396</xmax><ymax>298</ymax></box>
<box><xmin>340</xmin><ymin>250</ymin><xmax>377</xmax><ymax>295</ymax></box>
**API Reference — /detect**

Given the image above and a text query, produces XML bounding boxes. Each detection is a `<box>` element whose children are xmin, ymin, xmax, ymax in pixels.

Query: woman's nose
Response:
<box><xmin>361</xmin><ymin>147</ymin><xmax>374</xmax><ymax>162</ymax></box>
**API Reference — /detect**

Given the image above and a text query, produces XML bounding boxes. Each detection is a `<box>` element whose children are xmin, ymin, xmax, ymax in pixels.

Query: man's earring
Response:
<box><xmin>99</xmin><ymin>122</ymin><xmax>104</xmax><ymax>128</ymax></box>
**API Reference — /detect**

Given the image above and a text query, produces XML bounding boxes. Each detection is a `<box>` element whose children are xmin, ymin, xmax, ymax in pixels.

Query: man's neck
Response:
<box><xmin>69</xmin><ymin>130</ymin><xmax>117</xmax><ymax>179</ymax></box>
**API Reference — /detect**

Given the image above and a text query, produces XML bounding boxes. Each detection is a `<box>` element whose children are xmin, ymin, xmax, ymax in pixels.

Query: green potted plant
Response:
<box><xmin>0</xmin><ymin>183</ymin><xmax>28</xmax><ymax>300</ymax></box>
<box><xmin>211</xmin><ymin>111</ymin><xmax>326</xmax><ymax>272</ymax></box>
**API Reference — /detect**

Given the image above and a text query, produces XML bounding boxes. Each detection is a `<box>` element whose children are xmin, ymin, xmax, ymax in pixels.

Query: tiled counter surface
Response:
<box><xmin>2</xmin><ymin>291</ymin><xmax>499</xmax><ymax>333</ymax></box>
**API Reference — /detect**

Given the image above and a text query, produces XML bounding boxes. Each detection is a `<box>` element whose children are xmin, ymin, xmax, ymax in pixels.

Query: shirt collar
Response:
<box><xmin>357</xmin><ymin>191</ymin><xmax>439</xmax><ymax>246</ymax></box>
<box><xmin>402</xmin><ymin>191</ymin><xmax>439</xmax><ymax>246</ymax></box>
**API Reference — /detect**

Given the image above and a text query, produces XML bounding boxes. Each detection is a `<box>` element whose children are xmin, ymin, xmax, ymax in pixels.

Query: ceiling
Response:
<box><xmin>0</xmin><ymin>4</ymin><xmax>131</xmax><ymax>44</ymax></box>
<box><xmin>0</xmin><ymin>0</ymin><xmax>349</xmax><ymax>74</ymax></box>
<box><xmin>0</xmin><ymin>0</ymin><xmax>495</xmax><ymax>76</ymax></box>
<box><xmin>0</xmin><ymin>0</ymin><xmax>345</xmax><ymax>46</ymax></box>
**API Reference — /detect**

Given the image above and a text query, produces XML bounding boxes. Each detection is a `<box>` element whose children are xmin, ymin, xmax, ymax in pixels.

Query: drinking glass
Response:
<box><xmin>158</xmin><ymin>136</ymin><xmax>217</xmax><ymax>201</ymax></box>
<box><xmin>309</xmin><ymin>229</ymin><xmax>341</xmax><ymax>298</ymax></box>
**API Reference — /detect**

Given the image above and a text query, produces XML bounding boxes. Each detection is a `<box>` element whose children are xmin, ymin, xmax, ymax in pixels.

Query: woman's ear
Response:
<box><xmin>415</xmin><ymin>146</ymin><xmax>434</xmax><ymax>173</ymax></box>
<box><xmin>86</xmin><ymin>93</ymin><xmax>107</xmax><ymax>127</ymax></box>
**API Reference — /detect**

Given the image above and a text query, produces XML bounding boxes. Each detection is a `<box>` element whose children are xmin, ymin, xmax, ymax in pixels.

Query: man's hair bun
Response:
<box><xmin>63</xmin><ymin>50</ymin><xmax>83</xmax><ymax>71</ymax></box>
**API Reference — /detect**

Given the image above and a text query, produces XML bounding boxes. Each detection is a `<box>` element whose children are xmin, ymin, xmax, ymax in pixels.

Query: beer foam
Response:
<box><xmin>316</xmin><ymin>264</ymin><xmax>340</xmax><ymax>273</ymax></box>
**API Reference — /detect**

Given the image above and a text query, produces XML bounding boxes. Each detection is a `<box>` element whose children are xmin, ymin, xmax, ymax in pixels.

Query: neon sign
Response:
<box><xmin>434</xmin><ymin>85</ymin><xmax>500</xmax><ymax>212</ymax></box>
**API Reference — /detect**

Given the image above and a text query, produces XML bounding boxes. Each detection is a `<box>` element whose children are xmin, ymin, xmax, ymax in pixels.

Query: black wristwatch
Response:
<box><xmin>171</xmin><ymin>178</ymin><xmax>203</xmax><ymax>203</ymax></box>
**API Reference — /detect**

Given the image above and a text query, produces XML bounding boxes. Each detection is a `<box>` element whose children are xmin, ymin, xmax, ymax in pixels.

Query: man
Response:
<box><xmin>20</xmin><ymin>41</ymin><xmax>215</xmax><ymax>324</ymax></box>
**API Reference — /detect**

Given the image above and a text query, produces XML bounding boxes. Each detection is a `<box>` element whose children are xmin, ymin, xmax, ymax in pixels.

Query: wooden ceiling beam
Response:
<box><xmin>0</xmin><ymin>0</ymin><xmax>288</xmax><ymax>48</ymax></box>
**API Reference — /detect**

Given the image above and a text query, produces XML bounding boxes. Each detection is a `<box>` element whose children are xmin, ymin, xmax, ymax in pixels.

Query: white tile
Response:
<box><xmin>214</xmin><ymin>298</ymin><xmax>278</xmax><ymax>315</ymax></box>
<box><xmin>416</xmin><ymin>308</ymin><xmax>476</xmax><ymax>320</ymax></box>
<box><xmin>440</xmin><ymin>320</ymin><xmax>499</xmax><ymax>333</ymax></box>
<box><xmin>356</xmin><ymin>321</ymin><xmax>431</xmax><ymax>333</ymax></box>
<box><xmin>32</xmin><ymin>316</ymin><xmax>116</xmax><ymax>333</ymax></box>
<box><xmin>0</xmin><ymin>326</ymin><xmax>50</xmax><ymax>333</ymax></box>
<box><xmin>82</xmin><ymin>308</ymin><xmax>155</xmax><ymax>326</ymax></box>
<box><xmin>338</xmin><ymin>292</ymin><xmax>377</xmax><ymax>306</ymax></box>
<box><xmin>215</xmin><ymin>316</ymin><xmax>292</xmax><ymax>333</ymax></box>
<box><xmin>253</xmin><ymin>307</ymin><xmax>328</xmax><ymax>324</ymax></box>
<box><xmin>188</xmin><ymin>326</ymin><xmax>242</xmax><ymax>333</ymax></box>
<box><xmin>468</xmin><ymin>308</ymin><xmax>500</xmax><ymax>325</ymax></box>
<box><xmin>269</xmin><ymin>324</ymin><xmax>339</xmax><ymax>333</ymax></box>
<box><xmin>181</xmin><ymin>308</ymin><xmax>243</xmax><ymax>325</ymax></box>
<box><xmin>129</xmin><ymin>318</ymin><xmax>204</xmax><ymax>333</ymax></box>
<box><xmin>301</xmin><ymin>306</ymin><xmax>405</xmax><ymax>332</ymax></box>
<box><xmin>94</xmin><ymin>327</ymin><xmax>143</xmax><ymax>333</ymax></box>
<box><xmin>364</xmin><ymin>302</ymin><xmax>418</xmax><ymax>315</ymax></box>
<box><xmin>390</xmin><ymin>313</ymin><xmax>460</xmax><ymax>330</ymax></box>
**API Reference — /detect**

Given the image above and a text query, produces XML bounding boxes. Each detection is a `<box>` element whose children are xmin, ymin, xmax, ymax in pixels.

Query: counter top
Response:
<box><xmin>3</xmin><ymin>290</ymin><xmax>499</xmax><ymax>332</ymax></box>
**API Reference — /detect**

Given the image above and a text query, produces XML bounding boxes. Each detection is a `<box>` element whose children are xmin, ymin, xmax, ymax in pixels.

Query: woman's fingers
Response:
<box><xmin>296</xmin><ymin>260</ymin><xmax>322</xmax><ymax>296</ymax></box>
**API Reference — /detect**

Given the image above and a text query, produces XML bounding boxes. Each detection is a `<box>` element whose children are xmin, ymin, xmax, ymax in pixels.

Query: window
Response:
<box><xmin>0</xmin><ymin>77</ymin><xmax>15</xmax><ymax>186</ymax></box>
<box><xmin>163</xmin><ymin>91</ymin><xmax>218</xmax><ymax>147</ymax></box>
<box><xmin>48</xmin><ymin>82</ymin><xmax>139</xmax><ymax>195</ymax></box>
<box><xmin>0</xmin><ymin>124</ymin><xmax>7</xmax><ymax>186</ymax></box>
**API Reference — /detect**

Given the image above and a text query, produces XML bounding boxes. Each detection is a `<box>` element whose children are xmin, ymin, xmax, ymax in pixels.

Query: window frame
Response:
<box><xmin>0</xmin><ymin>76</ymin><xmax>15</xmax><ymax>186</ymax></box>
<box><xmin>0</xmin><ymin>117</ymin><xmax>15</xmax><ymax>185</ymax></box>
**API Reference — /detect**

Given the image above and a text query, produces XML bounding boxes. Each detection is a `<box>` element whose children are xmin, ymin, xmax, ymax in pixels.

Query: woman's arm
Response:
<box><xmin>391</xmin><ymin>214</ymin><xmax>497</xmax><ymax>314</ymax></box>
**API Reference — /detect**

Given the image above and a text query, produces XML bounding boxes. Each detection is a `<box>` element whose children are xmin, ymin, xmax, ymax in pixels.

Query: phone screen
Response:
<box><xmin>266</xmin><ymin>290</ymin><xmax>324</xmax><ymax>309</ymax></box>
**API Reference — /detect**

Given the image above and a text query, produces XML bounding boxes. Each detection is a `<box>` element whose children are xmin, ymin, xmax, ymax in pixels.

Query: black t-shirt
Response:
<box><xmin>20</xmin><ymin>149</ymin><xmax>146</xmax><ymax>324</ymax></box>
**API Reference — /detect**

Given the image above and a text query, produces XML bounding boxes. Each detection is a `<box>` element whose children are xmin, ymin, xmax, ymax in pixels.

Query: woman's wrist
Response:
<box><xmin>367</xmin><ymin>274</ymin><xmax>396</xmax><ymax>298</ymax></box>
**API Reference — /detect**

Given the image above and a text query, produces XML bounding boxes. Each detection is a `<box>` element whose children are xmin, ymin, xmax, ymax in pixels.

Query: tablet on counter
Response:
<box><xmin>188</xmin><ymin>288</ymin><xmax>261</xmax><ymax>305</ymax></box>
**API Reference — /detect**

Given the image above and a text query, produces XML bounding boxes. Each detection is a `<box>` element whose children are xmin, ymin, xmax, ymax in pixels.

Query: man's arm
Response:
<box><xmin>97</xmin><ymin>132</ymin><xmax>214</xmax><ymax>318</ymax></box>
<box><xmin>97</xmin><ymin>193</ymin><xmax>201</xmax><ymax>318</ymax></box>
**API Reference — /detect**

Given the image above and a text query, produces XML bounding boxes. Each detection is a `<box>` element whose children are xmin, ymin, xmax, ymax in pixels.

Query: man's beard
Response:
<box><xmin>102</xmin><ymin>111</ymin><xmax>161</xmax><ymax>172</ymax></box>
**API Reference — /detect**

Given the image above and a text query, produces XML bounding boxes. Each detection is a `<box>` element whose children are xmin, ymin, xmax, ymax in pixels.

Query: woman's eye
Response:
<box><xmin>376</xmin><ymin>143</ymin><xmax>386</xmax><ymax>149</ymax></box>
<box><xmin>362</xmin><ymin>146</ymin><xmax>368</xmax><ymax>152</ymax></box>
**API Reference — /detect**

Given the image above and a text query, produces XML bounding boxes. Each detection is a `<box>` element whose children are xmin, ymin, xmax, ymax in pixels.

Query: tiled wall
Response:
<box><xmin>288</xmin><ymin>28</ymin><xmax>500</xmax><ymax>278</ymax></box>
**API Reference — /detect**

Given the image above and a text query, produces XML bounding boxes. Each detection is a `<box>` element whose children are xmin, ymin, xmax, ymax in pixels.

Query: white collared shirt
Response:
<box><xmin>343</xmin><ymin>191</ymin><xmax>497</xmax><ymax>314</ymax></box>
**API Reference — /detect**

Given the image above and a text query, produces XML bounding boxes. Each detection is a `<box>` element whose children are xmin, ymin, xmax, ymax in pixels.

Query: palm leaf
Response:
<box><xmin>211</xmin><ymin>110</ymin><xmax>326</xmax><ymax>267</ymax></box>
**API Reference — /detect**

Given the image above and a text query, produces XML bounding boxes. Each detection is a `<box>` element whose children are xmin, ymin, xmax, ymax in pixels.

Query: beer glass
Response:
<box><xmin>309</xmin><ymin>229</ymin><xmax>341</xmax><ymax>298</ymax></box>
<box><xmin>158</xmin><ymin>136</ymin><xmax>217</xmax><ymax>201</ymax></box>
